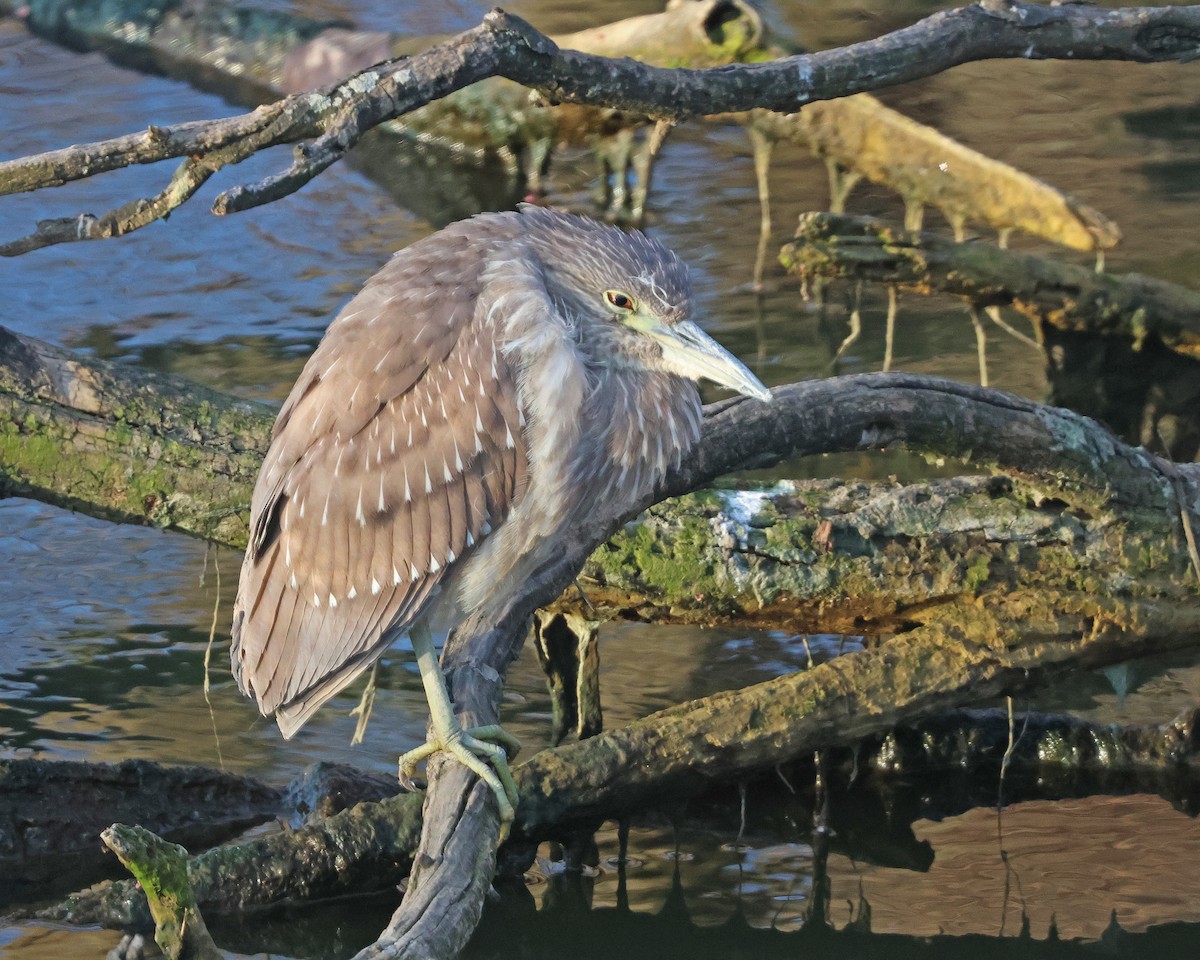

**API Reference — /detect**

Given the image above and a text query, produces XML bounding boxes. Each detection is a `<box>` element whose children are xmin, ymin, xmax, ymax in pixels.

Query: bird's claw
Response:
<box><xmin>398</xmin><ymin>724</ymin><xmax>521</xmax><ymax>828</ymax></box>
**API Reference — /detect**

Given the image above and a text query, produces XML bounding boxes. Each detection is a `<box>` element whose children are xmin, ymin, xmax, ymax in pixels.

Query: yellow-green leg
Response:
<box><xmin>398</xmin><ymin>620</ymin><xmax>521</xmax><ymax>823</ymax></box>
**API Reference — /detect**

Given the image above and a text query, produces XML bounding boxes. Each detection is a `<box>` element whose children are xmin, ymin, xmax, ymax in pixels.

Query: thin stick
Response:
<box><xmin>968</xmin><ymin>305</ymin><xmax>989</xmax><ymax>386</ymax></box>
<box><xmin>203</xmin><ymin>549</ymin><xmax>225</xmax><ymax>770</ymax></box>
<box><xmin>883</xmin><ymin>286</ymin><xmax>897</xmax><ymax>371</ymax></box>
<box><xmin>748</xmin><ymin>125</ymin><xmax>774</xmax><ymax>291</ymax></box>
<box><xmin>985</xmin><ymin>304</ymin><xmax>1040</xmax><ymax>350</ymax></box>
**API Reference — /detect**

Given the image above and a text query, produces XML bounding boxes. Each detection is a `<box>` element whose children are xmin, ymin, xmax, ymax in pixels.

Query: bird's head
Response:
<box><xmin>519</xmin><ymin>206</ymin><xmax>772</xmax><ymax>402</ymax></box>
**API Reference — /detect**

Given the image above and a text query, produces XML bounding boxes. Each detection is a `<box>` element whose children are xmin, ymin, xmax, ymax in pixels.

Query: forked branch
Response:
<box><xmin>2</xmin><ymin>2</ymin><xmax>1200</xmax><ymax>253</ymax></box>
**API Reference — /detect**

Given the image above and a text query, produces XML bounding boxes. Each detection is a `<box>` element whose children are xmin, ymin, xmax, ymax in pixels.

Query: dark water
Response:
<box><xmin>3</xmin><ymin>0</ymin><xmax>1200</xmax><ymax>956</ymax></box>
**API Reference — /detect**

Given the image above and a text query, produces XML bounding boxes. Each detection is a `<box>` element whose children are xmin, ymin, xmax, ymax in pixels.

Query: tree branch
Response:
<box><xmin>3</xmin><ymin>3</ymin><xmax>1199</xmax><ymax>252</ymax></box>
<box><xmin>6</xmin><ymin>319</ymin><xmax>1196</xmax><ymax>560</ymax></box>
<box><xmin>781</xmin><ymin>212</ymin><xmax>1200</xmax><ymax>360</ymax></box>
<box><xmin>0</xmin><ymin>326</ymin><xmax>268</xmax><ymax>545</ymax></box>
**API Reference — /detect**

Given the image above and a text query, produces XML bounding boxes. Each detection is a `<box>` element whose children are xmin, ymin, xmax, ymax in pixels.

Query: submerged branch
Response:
<box><xmin>781</xmin><ymin>212</ymin><xmax>1200</xmax><ymax>360</ymax></box>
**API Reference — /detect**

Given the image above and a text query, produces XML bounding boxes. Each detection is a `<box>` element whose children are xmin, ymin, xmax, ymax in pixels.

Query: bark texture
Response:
<box><xmin>101</xmin><ymin>824</ymin><xmax>223</xmax><ymax>960</ymax></box>
<box><xmin>781</xmin><ymin>212</ymin><xmax>1200</xmax><ymax>359</ymax></box>
<box><xmin>0</xmin><ymin>326</ymin><xmax>267</xmax><ymax>545</ymax></box>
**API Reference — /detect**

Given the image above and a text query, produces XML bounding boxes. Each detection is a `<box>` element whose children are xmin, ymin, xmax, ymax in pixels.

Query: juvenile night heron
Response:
<box><xmin>232</xmin><ymin>205</ymin><xmax>770</xmax><ymax>822</ymax></box>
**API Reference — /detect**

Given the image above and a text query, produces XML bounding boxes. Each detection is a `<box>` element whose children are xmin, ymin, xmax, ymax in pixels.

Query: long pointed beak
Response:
<box><xmin>646</xmin><ymin>319</ymin><xmax>772</xmax><ymax>402</ymax></box>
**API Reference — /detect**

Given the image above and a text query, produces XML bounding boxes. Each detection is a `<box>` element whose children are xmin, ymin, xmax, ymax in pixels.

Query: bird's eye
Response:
<box><xmin>604</xmin><ymin>290</ymin><xmax>637</xmax><ymax>312</ymax></box>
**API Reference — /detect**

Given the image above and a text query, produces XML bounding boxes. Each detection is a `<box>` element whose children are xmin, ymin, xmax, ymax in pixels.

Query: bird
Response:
<box><xmin>231</xmin><ymin>204</ymin><xmax>771</xmax><ymax>823</ymax></box>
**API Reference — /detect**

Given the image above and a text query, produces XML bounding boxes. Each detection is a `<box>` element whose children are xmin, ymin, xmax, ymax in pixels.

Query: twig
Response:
<box><xmin>985</xmin><ymin>304</ymin><xmax>1041</xmax><ymax>350</ymax></box>
<box><xmin>1173</xmin><ymin>476</ymin><xmax>1200</xmax><ymax>587</ymax></box>
<box><xmin>202</xmin><ymin>548</ymin><xmax>225</xmax><ymax>770</ymax></box>
<box><xmin>968</xmin><ymin>304</ymin><xmax>989</xmax><ymax>386</ymax></box>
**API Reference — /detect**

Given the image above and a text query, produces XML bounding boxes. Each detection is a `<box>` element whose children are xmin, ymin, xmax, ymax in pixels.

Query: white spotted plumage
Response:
<box><xmin>232</xmin><ymin>205</ymin><xmax>705</xmax><ymax>739</ymax></box>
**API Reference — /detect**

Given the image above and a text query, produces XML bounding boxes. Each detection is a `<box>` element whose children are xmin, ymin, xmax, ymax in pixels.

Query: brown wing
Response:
<box><xmin>232</xmin><ymin>231</ymin><xmax>529</xmax><ymax>737</ymax></box>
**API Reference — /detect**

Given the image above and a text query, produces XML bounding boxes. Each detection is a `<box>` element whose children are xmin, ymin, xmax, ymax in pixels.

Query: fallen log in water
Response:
<box><xmin>780</xmin><ymin>212</ymin><xmax>1200</xmax><ymax>359</ymax></box>
<box><xmin>27</xmin><ymin>701</ymin><xmax>1200</xmax><ymax>929</ymax></box>
<box><xmin>3</xmin><ymin>3</ymin><xmax>1199</xmax><ymax>954</ymax></box>
<box><xmin>4</xmin><ymin>323</ymin><xmax>1197</xmax><ymax>627</ymax></box>
<box><xmin>0</xmin><ymin>758</ymin><xmax>280</xmax><ymax>908</ymax></box>
<box><xmin>747</xmin><ymin>96</ymin><xmax>1120</xmax><ymax>252</ymax></box>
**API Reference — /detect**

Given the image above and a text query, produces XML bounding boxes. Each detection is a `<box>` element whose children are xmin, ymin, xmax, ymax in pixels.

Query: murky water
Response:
<box><xmin>2</xmin><ymin>0</ymin><xmax>1200</xmax><ymax>956</ymax></box>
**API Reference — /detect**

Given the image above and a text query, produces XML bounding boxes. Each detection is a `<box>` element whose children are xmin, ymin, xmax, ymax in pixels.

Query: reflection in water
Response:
<box><xmin>549</xmin><ymin>784</ymin><xmax>1185</xmax><ymax>945</ymax></box>
<box><xmin>4</xmin><ymin>0</ymin><xmax>1200</xmax><ymax>956</ymax></box>
<box><xmin>1044</xmin><ymin>326</ymin><xmax>1200</xmax><ymax>462</ymax></box>
<box><xmin>884</xmin><ymin>795</ymin><xmax>1200</xmax><ymax>939</ymax></box>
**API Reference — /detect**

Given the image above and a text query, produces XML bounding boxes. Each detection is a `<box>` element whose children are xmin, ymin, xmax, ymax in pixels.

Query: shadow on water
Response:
<box><xmin>468</xmin><ymin>899</ymin><xmax>1200</xmax><ymax>960</ymax></box>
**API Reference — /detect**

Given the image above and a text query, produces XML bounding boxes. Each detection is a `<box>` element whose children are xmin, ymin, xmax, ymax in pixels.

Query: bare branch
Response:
<box><xmin>0</xmin><ymin>156</ymin><xmax>217</xmax><ymax>256</ymax></box>
<box><xmin>3</xmin><ymin>3</ymin><xmax>1200</xmax><ymax>253</ymax></box>
<box><xmin>0</xmin><ymin>113</ymin><xmax>288</xmax><ymax>196</ymax></box>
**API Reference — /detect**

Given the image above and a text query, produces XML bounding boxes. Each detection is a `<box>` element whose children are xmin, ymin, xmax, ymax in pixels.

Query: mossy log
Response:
<box><xmin>0</xmin><ymin>759</ymin><xmax>280</xmax><ymax>909</ymax></box>
<box><xmin>33</xmin><ymin>689</ymin><xmax>1200</xmax><ymax>929</ymax></box>
<box><xmin>0</xmin><ymin>326</ymin><xmax>267</xmax><ymax>545</ymax></box>
<box><xmin>7</xmin><ymin>323</ymin><xmax>1200</xmax><ymax>954</ymax></box>
<box><xmin>568</xmin><ymin>474</ymin><xmax>1196</xmax><ymax>629</ymax></box>
<box><xmin>43</xmin><ymin>790</ymin><xmax>423</xmax><ymax>931</ymax></box>
<box><xmin>436</xmin><ymin>366</ymin><xmax>1198</xmax><ymax>959</ymax></box>
<box><xmin>5</xmin><ymin>324</ymin><xmax>1198</xmax><ymax>627</ymax></box>
<box><xmin>100</xmin><ymin>824</ymin><xmax>223</xmax><ymax>960</ymax></box>
<box><xmin>780</xmin><ymin>212</ymin><xmax>1200</xmax><ymax>359</ymax></box>
<box><xmin>511</xmin><ymin>593</ymin><xmax>1200</xmax><ymax>840</ymax></box>
<box><xmin>2</xmin><ymin>758</ymin><xmax>408</xmax><ymax>908</ymax></box>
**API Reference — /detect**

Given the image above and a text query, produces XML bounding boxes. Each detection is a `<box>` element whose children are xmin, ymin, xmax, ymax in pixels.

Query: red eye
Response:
<box><xmin>605</xmin><ymin>290</ymin><xmax>635</xmax><ymax>311</ymax></box>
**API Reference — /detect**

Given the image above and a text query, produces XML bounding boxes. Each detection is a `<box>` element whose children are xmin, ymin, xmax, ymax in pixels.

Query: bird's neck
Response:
<box><xmin>574</xmin><ymin>366</ymin><xmax>703</xmax><ymax>505</ymax></box>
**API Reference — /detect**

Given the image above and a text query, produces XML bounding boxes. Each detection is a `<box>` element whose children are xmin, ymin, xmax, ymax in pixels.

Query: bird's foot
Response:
<box><xmin>398</xmin><ymin>723</ymin><xmax>521</xmax><ymax>825</ymax></box>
